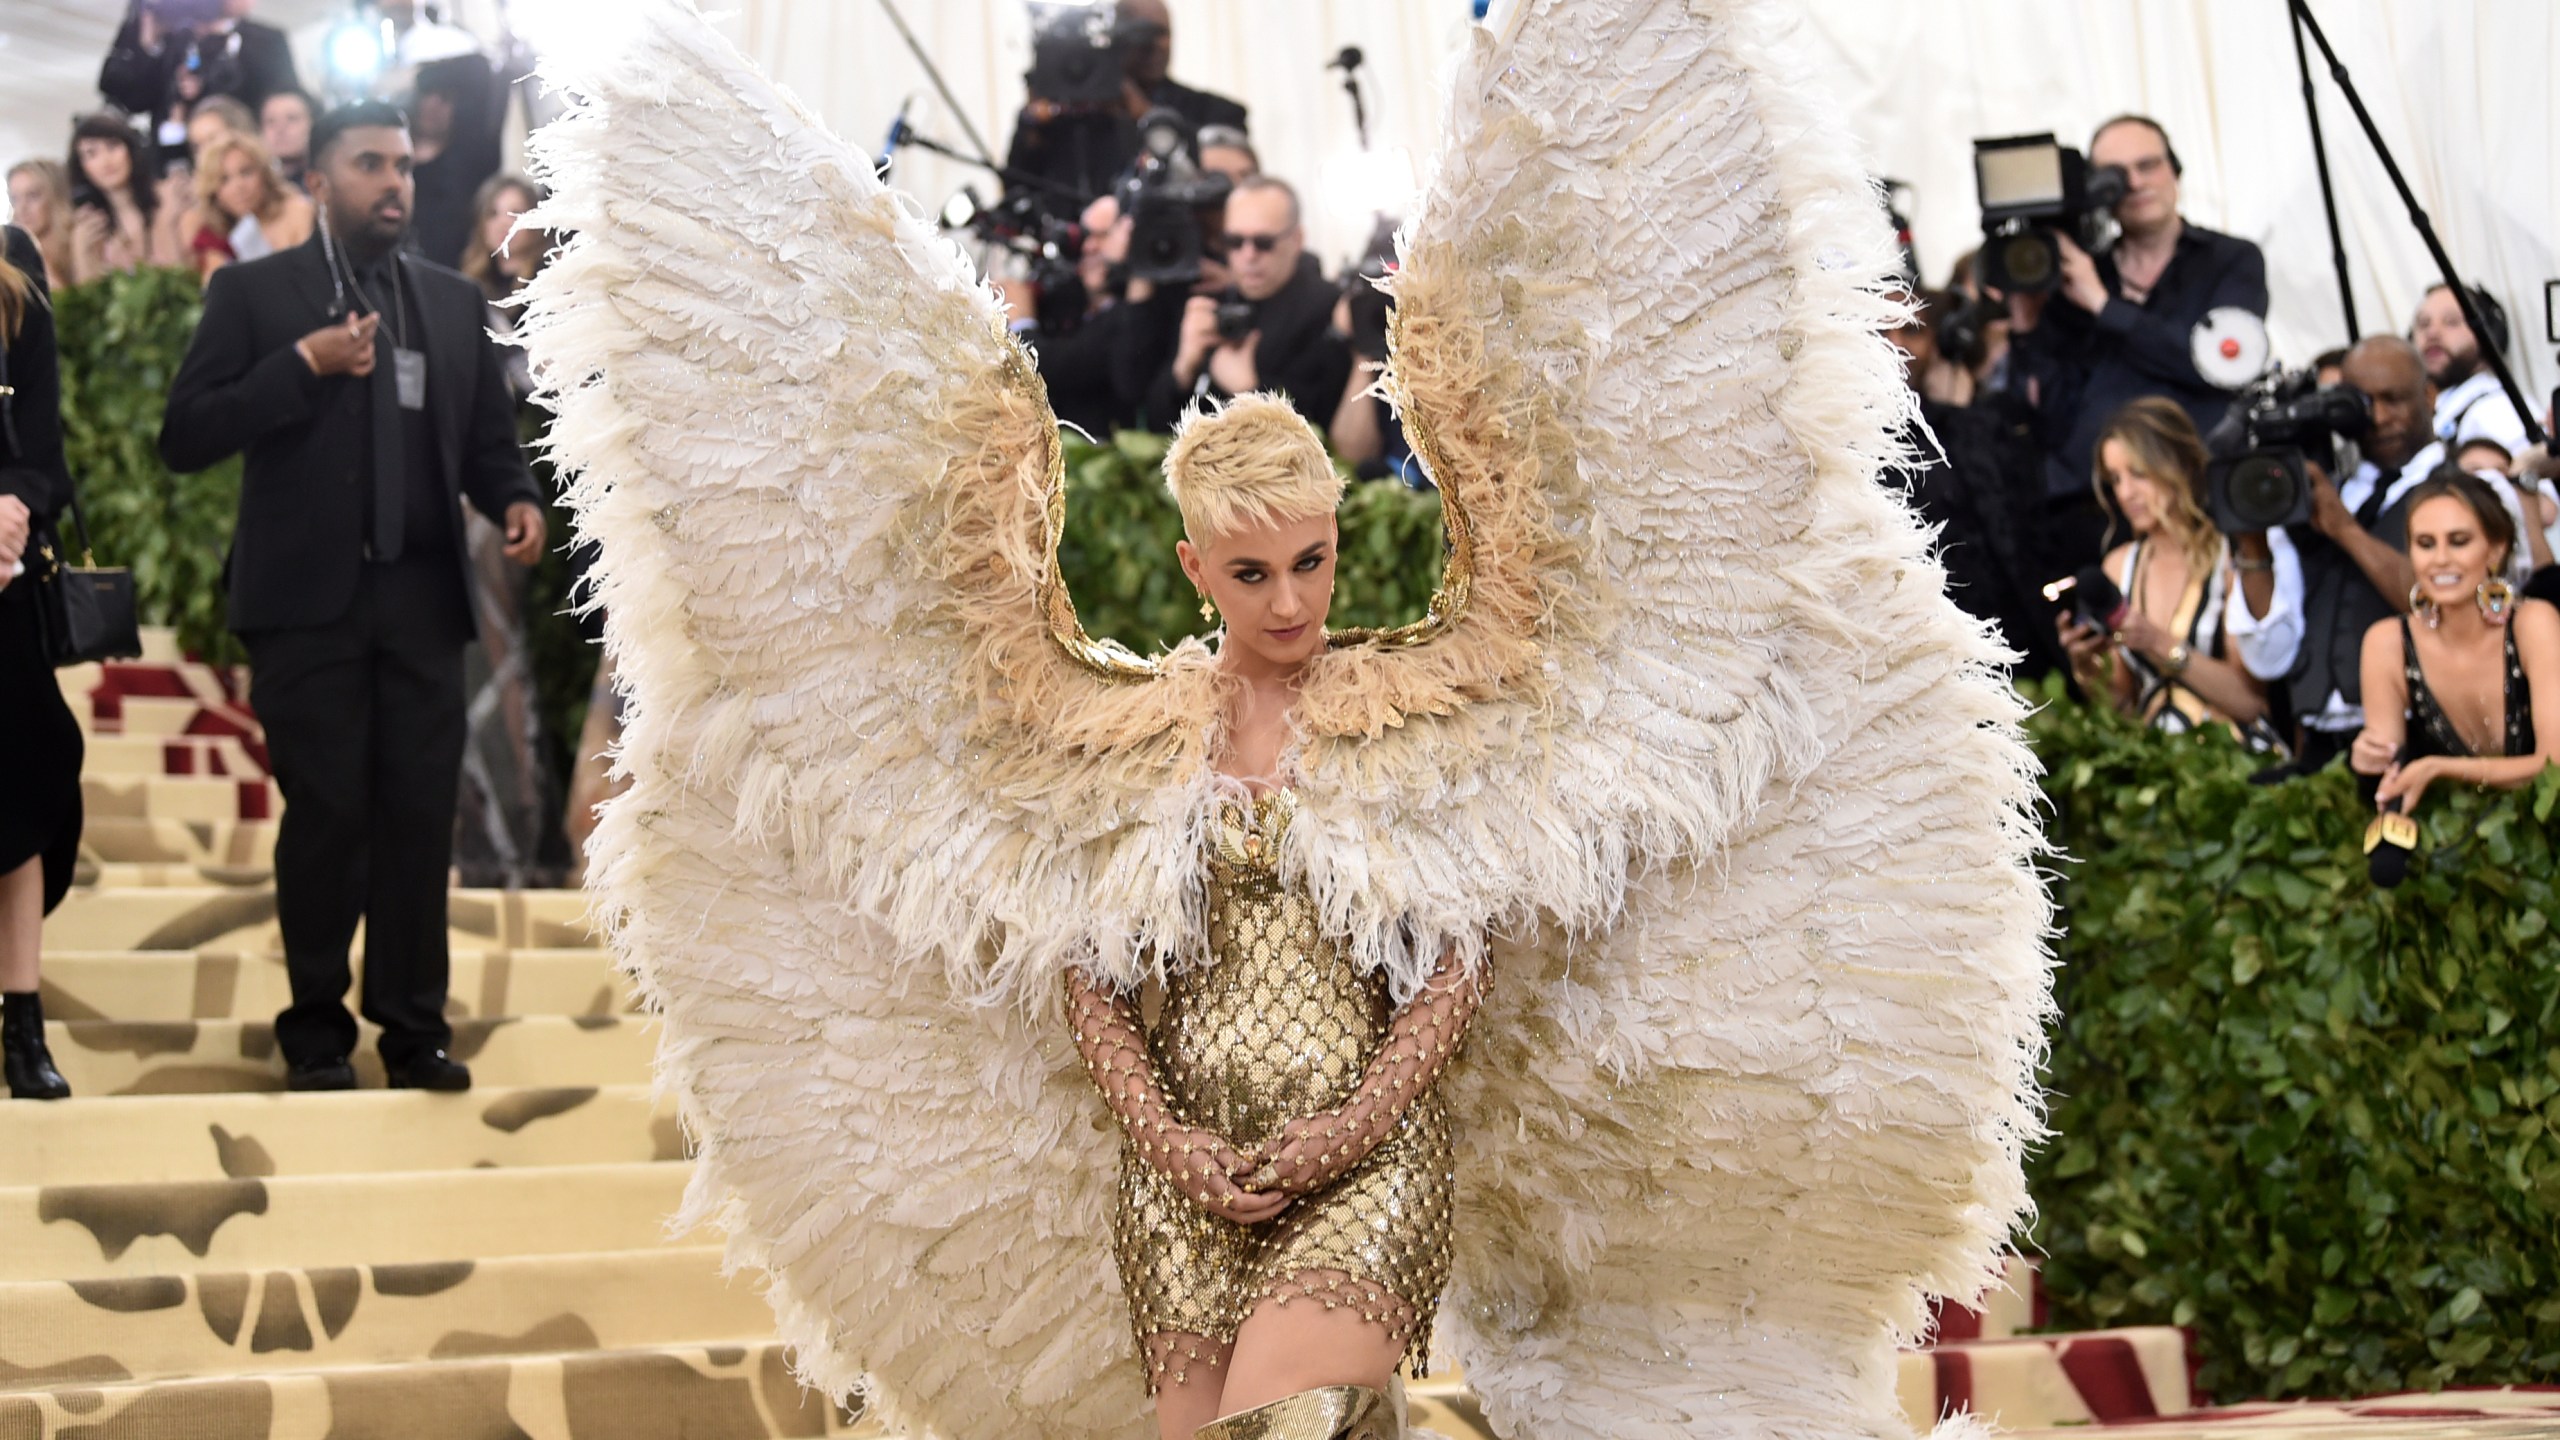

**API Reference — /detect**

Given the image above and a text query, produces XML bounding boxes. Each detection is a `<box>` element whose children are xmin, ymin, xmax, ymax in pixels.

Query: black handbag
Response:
<box><xmin>2</xmin><ymin>288</ymin><xmax>141</xmax><ymax>666</ymax></box>
<box><xmin>29</xmin><ymin>496</ymin><xmax>142</xmax><ymax>666</ymax></box>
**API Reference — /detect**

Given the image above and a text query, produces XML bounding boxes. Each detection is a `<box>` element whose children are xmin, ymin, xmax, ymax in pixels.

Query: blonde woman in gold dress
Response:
<box><xmin>1063</xmin><ymin>398</ymin><xmax>1482</xmax><ymax>1440</ymax></box>
<box><xmin>522</xmin><ymin>1</ymin><xmax>2054</xmax><ymax>1437</ymax></box>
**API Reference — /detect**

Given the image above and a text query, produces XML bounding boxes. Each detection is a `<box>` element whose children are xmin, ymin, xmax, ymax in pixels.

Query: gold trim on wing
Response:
<box><xmin>1023</xmin><ymin>313</ymin><xmax>1478</xmax><ymax>680</ymax></box>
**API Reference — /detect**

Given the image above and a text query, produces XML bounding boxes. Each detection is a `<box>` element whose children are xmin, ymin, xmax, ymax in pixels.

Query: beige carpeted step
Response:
<box><xmin>74</xmin><ymin>862</ymin><xmax>273</xmax><ymax>890</ymax></box>
<box><xmin>1896</xmin><ymin>1325</ymin><xmax>2193</xmax><ymax>1431</ymax></box>
<box><xmin>44</xmin><ymin>885</ymin><xmax>595</xmax><ymax>954</ymax></box>
<box><xmin>42</xmin><ymin>948</ymin><xmax>628</xmax><ymax>1023</ymax></box>
<box><xmin>80</xmin><ymin>733</ymin><xmax>266</xmax><ymax>780</ymax></box>
<box><xmin>1</xmin><ymin>1162</ymin><xmax>698</xmax><ymax>1281</ymax></box>
<box><xmin>83</xmin><ymin>774</ymin><xmax>279</xmax><ymax>824</ymax></box>
<box><xmin>0</xmin><ymin>1246</ymin><xmax>767</xmax><ymax>1386</ymax></box>
<box><xmin>46</xmin><ymin>1015</ymin><xmax>656</xmax><ymax>1095</ymax></box>
<box><xmin>3</xmin><ymin>1085</ymin><xmax>683</xmax><ymax>1184</ymax></box>
<box><xmin>0</xmin><ymin>1340</ymin><xmax>860</xmax><ymax>1440</ymax></box>
<box><xmin>106</xmin><ymin>694</ymin><xmax>220</xmax><ymax>738</ymax></box>
<box><xmin>79</xmin><ymin>816</ymin><xmax>279</xmax><ymax>868</ymax></box>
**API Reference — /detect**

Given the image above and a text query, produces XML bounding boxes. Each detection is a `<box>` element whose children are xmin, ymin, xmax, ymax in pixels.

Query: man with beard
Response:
<box><xmin>159</xmin><ymin>101</ymin><xmax>545</xmax><ymax>1093</ymax></box>
<box><xmin>2411</xmin><ymin>283</ymin><xmax>2530</xmax><ymax>472</ymax></box>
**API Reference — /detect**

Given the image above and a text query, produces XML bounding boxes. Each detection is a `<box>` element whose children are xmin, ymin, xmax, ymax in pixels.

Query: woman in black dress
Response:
<box><xmin>2351</xmin><ymin>470</ymin><xmax>2560</xmax><ymax>815</ymax></box>
<box><xmin>1</xmin><ymin>223</ymin><xmax>80</xmax><ymax>1099</ymax></box>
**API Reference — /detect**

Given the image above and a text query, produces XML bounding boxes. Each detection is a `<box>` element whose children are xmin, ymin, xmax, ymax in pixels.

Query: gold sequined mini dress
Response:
<box><xmin>1109</xmin><ymin>790</ymin><xmax>1455</xmax><ymax>1387</ymax></box>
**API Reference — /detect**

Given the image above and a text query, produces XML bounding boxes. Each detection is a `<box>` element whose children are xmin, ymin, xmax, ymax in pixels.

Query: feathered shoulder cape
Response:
<box><xmin>518</xmin><ymin>1</ymin><xmax>2053</xmax><ymax>1434</ymax></box>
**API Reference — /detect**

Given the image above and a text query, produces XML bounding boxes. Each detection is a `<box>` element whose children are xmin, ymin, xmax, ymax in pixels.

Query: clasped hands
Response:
<box><xmin>1148</xmin><ymin>1106</ymin><xmax>1384</xmax><ymax>1228</ymax></box>
<box><xmin>2349</xmin><ymin>728</ymin><xmax>2444</xmax><ymax>812</ymax></box>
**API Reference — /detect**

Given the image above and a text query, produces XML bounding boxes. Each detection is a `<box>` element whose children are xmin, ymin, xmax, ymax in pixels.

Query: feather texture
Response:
<box><xmin>520</xmin><ymin>0</ymin><xmax>2051</xmax><ymax>1434</ymax></box>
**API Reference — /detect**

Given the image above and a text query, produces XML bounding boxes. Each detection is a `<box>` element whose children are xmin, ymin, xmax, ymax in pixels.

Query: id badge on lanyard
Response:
<box><xmin>393</xmin><ymin>348</ymin><xmax>427</xmax><ymax>411</ymax></box>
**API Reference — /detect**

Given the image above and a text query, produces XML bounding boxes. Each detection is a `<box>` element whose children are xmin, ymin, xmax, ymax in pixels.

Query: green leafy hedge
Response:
<box><xmin>2024</xmin><ymin>675</ymin><xmax>2560</xmax><ymax>1400</ymax></box>
<box><xmin>53</xmin><ymin>267</ymin><xmax>242</xmax><ymax>665</ymax></box>
<box><xmin>1057</xmin><ymin>430</ymin><xmax>1444</xmax><ymax>652</ymax></box>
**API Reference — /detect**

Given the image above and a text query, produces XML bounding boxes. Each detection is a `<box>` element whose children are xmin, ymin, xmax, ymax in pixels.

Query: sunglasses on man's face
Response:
<box><xmin>1219</xmin><ymin>231</ymin><xmax>1288</xmax><ymax>256</ymax></box>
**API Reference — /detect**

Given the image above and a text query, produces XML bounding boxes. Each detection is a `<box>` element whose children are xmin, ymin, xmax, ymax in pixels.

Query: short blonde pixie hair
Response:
<box><xmin>1163</xmin><ymin>393</ymin><xmax>1345</xmax><ymax>542</ymax></box>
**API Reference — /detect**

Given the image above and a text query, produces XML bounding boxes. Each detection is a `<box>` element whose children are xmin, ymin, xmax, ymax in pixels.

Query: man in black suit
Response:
<box><xmin>161</xmin><ymin>101</ymin><xmax>544</xmax><ymax>1094</ymax></box>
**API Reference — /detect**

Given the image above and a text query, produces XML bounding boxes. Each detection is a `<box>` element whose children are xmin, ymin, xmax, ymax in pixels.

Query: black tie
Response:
<box><xmin>361</xmin><ymin>258</ymin><xmax>404</xmax><ymax>562</ymax></box>
<box><xmin>2353</xmin><ymin>462</ymin><xmax>2402</xmax><ymax>533</ymax></box>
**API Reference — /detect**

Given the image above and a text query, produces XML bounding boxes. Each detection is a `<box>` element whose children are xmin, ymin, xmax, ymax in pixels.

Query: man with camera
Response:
<box><xmin>1004</xmin><ymin>0</ymin><xmax>1247</xmax><ymax>224</ymax></box>
<box><xmin>2226</xmin><ymin>335</ymin><xmax>2539</xmax><ymax>772</ymax></box>
<box><xmin>1147</xmin><ymin>176</ymin><xmax>1351</xmax><ymax>432</ymax></box>
<box><xmin>2004</xmin><ymin>115</ymin><xmax>2267</xmax><ymax>574</ymax></box>
<box><xmin>99</xmin><ymin>0</ymin><xmax>303</xmax><ymax>161</ymax></box>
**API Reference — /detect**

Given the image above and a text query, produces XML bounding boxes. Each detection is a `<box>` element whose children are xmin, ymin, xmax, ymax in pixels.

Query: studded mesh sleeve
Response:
<box><xmin>1064</xmin><ymin>969</ymin><xmax>1252</xmax><ymax>1203</ymax></box>
<box><xmin>1255</xmin><ymin>951</ymin><xmax>1487</xmax><ymax>1196</ymax></box>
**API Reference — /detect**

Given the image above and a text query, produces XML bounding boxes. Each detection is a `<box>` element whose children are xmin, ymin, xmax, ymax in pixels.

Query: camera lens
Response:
<box><xmin>1997</xmin><ymin>232</ymin><xmax>2056</xmax><ymax>291</ymax></box>
<box><xmin>2225</xmin><ymin>454</ymin><xmax>2302</xmax><ymax>530</ymax></box>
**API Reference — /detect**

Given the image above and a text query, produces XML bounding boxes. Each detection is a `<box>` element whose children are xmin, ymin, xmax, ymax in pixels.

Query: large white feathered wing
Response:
<box><xmin>1375</xmin><ymin>1</ymin><xmax>2056</xmax><ymax>1435</ymax></box>
<box><xmin>517</xmin><ymin>6</ymin><xmax>1153</xmax><ymax>1434</ymax></box>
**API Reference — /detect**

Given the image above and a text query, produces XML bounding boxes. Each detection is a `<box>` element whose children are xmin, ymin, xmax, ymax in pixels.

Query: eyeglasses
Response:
<box><xmin>1218</xmin><ymin>231</ymin><xmax>1288</xmax><ymax>256</ymax></box>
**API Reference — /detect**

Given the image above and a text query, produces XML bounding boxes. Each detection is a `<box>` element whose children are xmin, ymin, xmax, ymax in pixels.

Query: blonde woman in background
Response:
<box><xmin>5</xmin><ymin>161</ymin><xmax>77</xmax><ymax>290</ymax></box>
<box><xmin>2058</xmin><ymin>395</ymin><xmax>2287</xmax><ymax>732</ymax></box>
<box><xmin>180</xmin><ymin>132</ymin><xmax>311</xmax><ymax>279</ymax></box>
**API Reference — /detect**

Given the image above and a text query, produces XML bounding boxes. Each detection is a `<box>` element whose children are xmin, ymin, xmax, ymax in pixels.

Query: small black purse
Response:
<box><xmin>28</xmin><ymin>495</ymin><xmax>142</xmax><ymax>666</ymax></box>
<box><xmin>3</xmin><ymin>295</ymin><xmax>141</xmax><ymax>667</ymax></box>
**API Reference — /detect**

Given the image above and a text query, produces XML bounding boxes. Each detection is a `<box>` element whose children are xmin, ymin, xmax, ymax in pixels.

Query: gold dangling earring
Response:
<box><xmin>2477</xmin><ymin>577</ymin><xmax>2515</xmax><ymax>625</ymax></box>
<box><xmin>2410</xmin><ymin>583</ymin><xmax>2441</xmax><ymax>631</ymax></box>
<box><xmin>1198</xmin><ymin>590</ymin><xmax>1217</xmax><ymax>624</ymax></box>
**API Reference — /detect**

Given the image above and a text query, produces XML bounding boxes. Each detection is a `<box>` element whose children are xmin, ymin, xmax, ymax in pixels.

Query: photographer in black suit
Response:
<box><xmin>160</xmin><ymin>101</ymin><xmax>544</xmax><ymax>1094</ymax></box>
<box><xmin>1004</xmin><ymin>0</ymin><xmax>1247</xmax><ymax>223</ymax></box>
<box><xmin>100</xmin><ymin>0</ymin><xmax>304</xmax><ymax>160</ymax></box>
<box><xmin>1145</xmin><ymin>176</ymin><xmax>1349</xmax><ymax>432</ymax></box>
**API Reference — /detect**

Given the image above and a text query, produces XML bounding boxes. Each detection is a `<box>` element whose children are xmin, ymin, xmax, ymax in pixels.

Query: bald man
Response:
<box><xmin>2240</xmin><ymin>336</ymin><xmax>2535</xmax><ymax>771</ymax></box>
<box><xmin>1004</xmin><ymin>0</ymin><xmax>1248</xmax><ymax>222</ymax></box>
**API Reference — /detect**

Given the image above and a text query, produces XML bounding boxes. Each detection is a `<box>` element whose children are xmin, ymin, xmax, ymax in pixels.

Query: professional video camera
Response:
<box><xmin>1970</xmin><ymin>133</ymin><xmax>2129</xmax><ymax>295</ymax></box>
<box><xmin>940</xmin><ymin>187</ymin><xmax>1084</xmax><ymax>300</ymax></box>
<box><xmin>2203</xmin><ymin>369</ymin><xmax>2373</xmax><ymax>534</ymax></box>
<box><xmin>1116</xmin><ymin>108</ymin><xmax>1232</xmax><ymax>289</ymax></box>
<box><xmin>1026</xmin><ymin>0</ymin><xmax>1160</xmax><ymax>108</ymax></box>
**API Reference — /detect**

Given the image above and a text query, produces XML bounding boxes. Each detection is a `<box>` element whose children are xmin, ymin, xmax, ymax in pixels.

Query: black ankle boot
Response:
<box><xmin>3</xmin><ymin>991</ymin><xmax>71</xmax><ymax>1100</ymax></box>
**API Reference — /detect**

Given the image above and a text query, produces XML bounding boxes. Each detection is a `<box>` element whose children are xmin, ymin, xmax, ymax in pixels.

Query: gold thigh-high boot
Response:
<box><xmin>1193</xmin><ymin>1385</ymin><xmax>1399</xmax><ymax>1440</ymax></box>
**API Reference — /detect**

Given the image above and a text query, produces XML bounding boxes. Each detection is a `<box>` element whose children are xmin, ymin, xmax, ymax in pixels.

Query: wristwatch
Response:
<box><xmin>2162</xmin><ymin>643</ymin><xmax>2192</xmax><ymax>677</ymax></box>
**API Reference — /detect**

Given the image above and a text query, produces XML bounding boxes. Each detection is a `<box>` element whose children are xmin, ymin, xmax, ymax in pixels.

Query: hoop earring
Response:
<box><xmin>2477</xmin><ymin>577</ymin><xmax>2515</xmax><ymax>625</ymax></box>
<box><xmin>2410</xmin><ymin>583</ymin><xmax>2441</xmax><ymax>630</ymax></box>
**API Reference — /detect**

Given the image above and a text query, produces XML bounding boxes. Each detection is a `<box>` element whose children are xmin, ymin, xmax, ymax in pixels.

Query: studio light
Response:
<box><xmin>325</xmin><ymin>18</ymin><xmax>387</xmax><ymax>88</ymax></box>
<box><xmin>1321</xmin><ymin>146</ymin><xmax>1417</xmax><ymax>225</ymax></box>
<box><xmin>512</xmin><ymin>0</ymin><xmax>653</xmax><ymax>75</ymax></box>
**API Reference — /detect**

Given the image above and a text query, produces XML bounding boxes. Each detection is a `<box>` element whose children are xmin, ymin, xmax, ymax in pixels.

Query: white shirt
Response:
<box><xmin>2434</xmin><ymin>371</ymin><xmax>2531</xmax><ymax>461</ymax></box>
<box><xmin>2214</xmin><ymin>527</ymin><xmax>2306</xmax><ymax>682</ymax></box>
